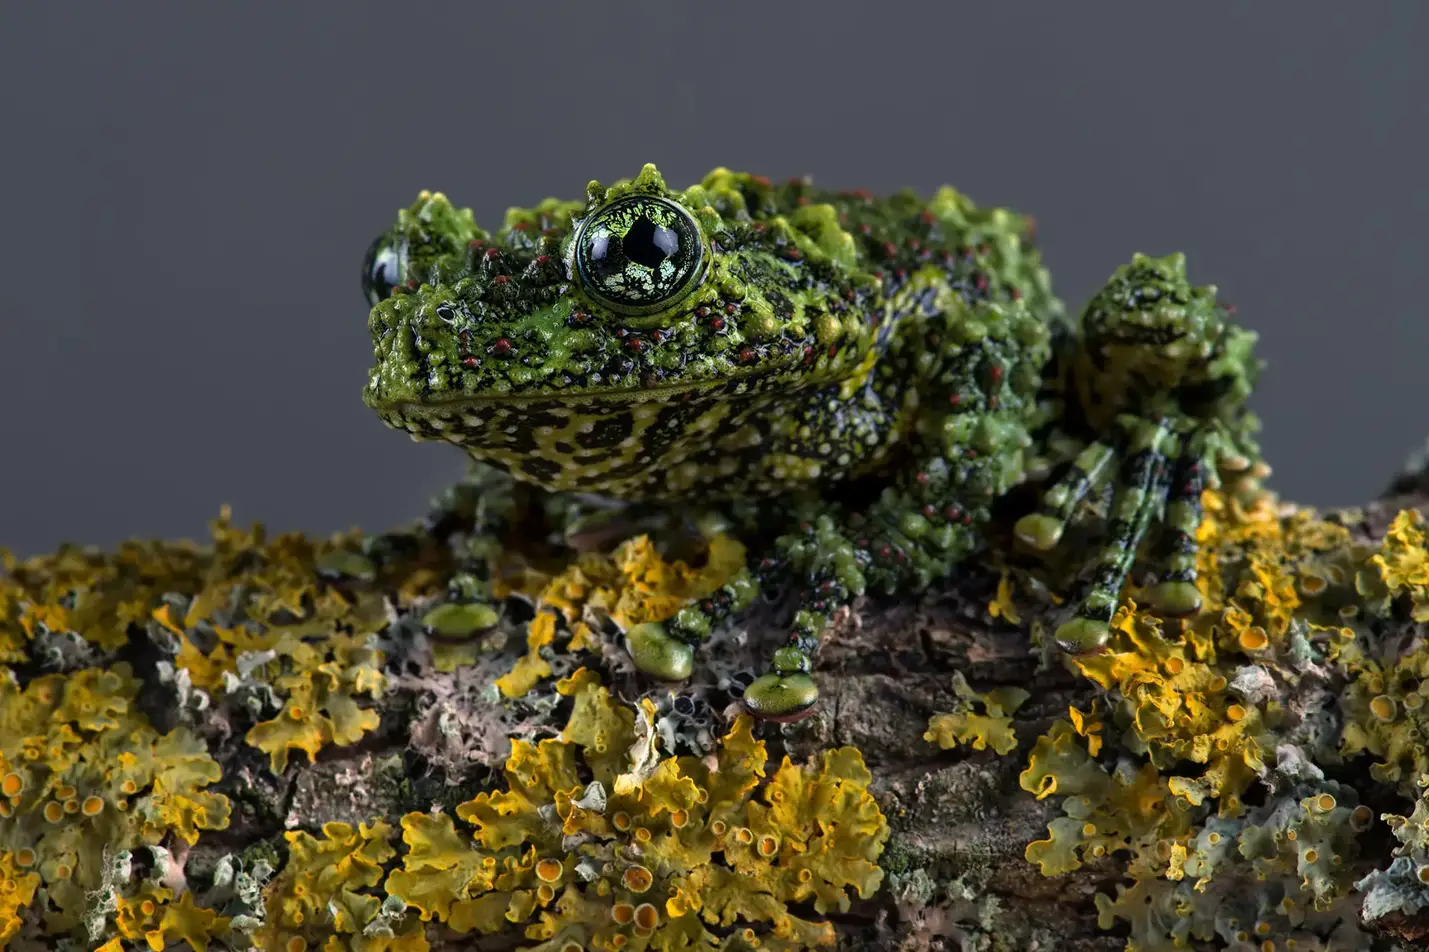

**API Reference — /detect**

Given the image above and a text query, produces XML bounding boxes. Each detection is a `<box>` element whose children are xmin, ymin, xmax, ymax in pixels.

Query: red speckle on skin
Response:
<box><xmin>1010</xmin><ymin>287</ymin><xmax>1022</xmax><ymax>300</ymax></box>
<box><xmin>512</xmin><ymin>221</ymin><xmax>530</xmax><ymax>231</ymax></box>
<box><xmin>989</xmin><ymin>364</ymin><xmax>1004</xmax><ymax>383</ymax></box>
<box><xmin>739</xmin><ymin>348</ymin><xmax>756</xmax><ymax>363</ymax></box>
<box><xmin>492</xmin><ymin>274</ymin><xmax>510</xmax><ymax>285</ymax></box>
<box><xmin>462</xmin><ymin>356</ymin><xmax>479</xmax><ymax>367</ymax></box>
<box><xmin>883</xmin><ymin>242</ymin><xmax>898</xmax><ymax>258</ymax></box>
<box><xmin>796</xmin><ymin>195</ymin><xmax>810</xmax><ymax>205</ymax></box>
<box><xmin>469</xmin><ymin>239</ymin><xmax>485</xmax><ymax>248</ymax></box>
<box><xmin>491</xmin><ymin>338</ymin><xmax>512</xmax><ymax>356</ymax></box>
<box><xmin>534</xmin><ymin>254</ymin><xmax>551</xmax><ymax>266</ymax></box>
<box><xmin>949</xmin><ymin>393</ymin><xmax>962</xmax><ymax>405</ymax></box>
<box><xmin>974</xmin><ymin>274</ymin><xmax>989</xmax><ymax>292</ymax></box>
<box><xmin>484</xmin><ymin>248</ymin><xmax>501</xmax><ymax>260</ymax></box>
<box><xmin>625</xmin><ymin>337</ymin><xmax>645</xmax><ymax>352</ymax></box>
<box><xmin>827</xmin><ymin>345</ymin><xmax>838</xmax><ymax>357</ymax></box>
<box><xmin>710</xmin><ymin>316</ymin><xmax>726</xmax><ymax>331</ymax></box>
<box><xmin>915</xmin><ymin>471</ymin><xmax>930</xmax><ymax>485</ymax></box>
<box><xmin>752</xmin><ymin>175</ymin><xmax>772</xmax><ymax>187</ymax></box>
<box><xmin>725</xmin><ymin>303</ymin><xmax>738</xmax><ymax>315</ymax></box>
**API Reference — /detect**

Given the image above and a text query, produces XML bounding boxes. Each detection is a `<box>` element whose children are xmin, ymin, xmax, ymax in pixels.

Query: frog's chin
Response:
<box><xmin>366</xmin><ymin>363</ymin><xmax>803</xmax><ymax>415</ymax></box>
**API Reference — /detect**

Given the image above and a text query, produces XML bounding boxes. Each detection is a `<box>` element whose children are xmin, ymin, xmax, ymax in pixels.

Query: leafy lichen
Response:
<box><xmin>387</xmin><ymin>669</ymin><xmax>888</xmax><ymax>950</ymax></box>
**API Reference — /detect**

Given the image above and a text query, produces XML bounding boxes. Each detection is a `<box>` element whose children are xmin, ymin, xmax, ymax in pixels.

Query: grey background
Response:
<box><xmin>1</xmin><ymin>2</ymin><xmax>1425</xmax><ymax>558</ymax></box>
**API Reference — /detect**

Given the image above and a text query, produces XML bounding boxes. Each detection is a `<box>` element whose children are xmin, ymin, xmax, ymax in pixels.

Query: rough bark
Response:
<box><xmin>11</xmin><ymin>483</ymin><xmax>1429</xmax><ymax>951</ymax></box>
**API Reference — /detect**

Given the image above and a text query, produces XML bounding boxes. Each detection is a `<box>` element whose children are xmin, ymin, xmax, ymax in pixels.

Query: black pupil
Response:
<box><xmin>622</xmin><ymin>216</ymin><xmax>679</xmax><ymax>269</ymax></box>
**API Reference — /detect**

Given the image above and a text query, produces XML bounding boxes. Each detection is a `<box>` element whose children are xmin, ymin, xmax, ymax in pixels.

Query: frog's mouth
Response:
<box><xmin>365</xmin><ymin>359</ymin><xmax>810</xmax><ymax>417</ymax></box>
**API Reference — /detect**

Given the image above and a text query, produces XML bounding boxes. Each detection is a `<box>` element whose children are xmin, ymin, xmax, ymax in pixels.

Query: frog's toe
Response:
<box><xmin>626</xmin><ymin>622</ymin><xmax>695</xmax><ymax>682</ymax></box>
<box><xmin>1013</xmin><ymin>512</ymin><xmax>1064</xmax><ymax>551</ymax></box>
<box><xmin>1145</xmin><ymin>579</ymin><xmax>1202</xmax><ymax>617</ymax></box>
<box><xmin>1053</xmin><ymin>616</ymin><xmax>1112</xmax><ymax>654</ymax></box>
<box><xmin>742</xmin><ymin>672</ymin><xmax>819</xmax><ymax>722</ymax></box>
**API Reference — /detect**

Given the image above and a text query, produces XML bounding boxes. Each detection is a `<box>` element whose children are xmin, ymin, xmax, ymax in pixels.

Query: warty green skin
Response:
<box><xmin>361</xmin><ymin>164</ymin><xmax>1264</xmax><ymax>720</ymax></box>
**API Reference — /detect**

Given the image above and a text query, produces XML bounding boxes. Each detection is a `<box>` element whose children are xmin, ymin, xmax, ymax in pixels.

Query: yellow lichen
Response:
<box><xmin>243</xmin><ymin>630</ymin><xmax>387</xmax><ymax>775</ymax></box>
<box><xmin>0</xmin><ymin>851</ymin><xmax>39</xmax><ymax>945</ymax></box>
<box><xmin>386</xmin><ymin>669</ymin><xmax>886</xmax><ymax>950</ymax></box>
<box><xmin>258</xmin><ymin>819</ymin><xmax>429</xmax><ymax>952</ymax></box>
<box><xmin>924</xmin><ymin>672</ymin><xmax>1029</xmax><ymax>756</ymax></box>
<box><xmin>115</xmin><ymin>884</ymin><xmax>229</xmax><ymax>952</ymax></box>
<box><xmin>0</xmin><ymin>666</ymin><xmax>231</xmax><ymax>937</ymax></box>
<box><xmin>1371</xmin><ymin>509</ymin><xmax>1429</xmax><ymax>619</ymax></box>
<box><xmin>986</xmin><ymin>570</ymin><xmax>1022</xmax><ymax>624</ymax></box>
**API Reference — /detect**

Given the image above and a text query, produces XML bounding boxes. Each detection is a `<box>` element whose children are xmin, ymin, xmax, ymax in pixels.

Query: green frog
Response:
<box><xmin>360</xmin><ymin>164</ymin><xmax>1264</xmax><ymax>721</ymax></box>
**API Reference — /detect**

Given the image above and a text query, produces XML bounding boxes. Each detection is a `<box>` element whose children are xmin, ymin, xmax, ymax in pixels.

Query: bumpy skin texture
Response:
<box><xmin>361</xmin><ymin>164</ymin><xmax>1265</xmax><ymax>720</ymax></box>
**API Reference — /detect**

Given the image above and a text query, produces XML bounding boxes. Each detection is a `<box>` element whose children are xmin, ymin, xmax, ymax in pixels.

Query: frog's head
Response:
<box><xmin>1077</xmin><ymin>252</ymin><xmax>1260</xmax><ymax>424</ymax></box>
<box><xmin>361</xmin><ymin>164</ymin><xmax>881</xmax><ymax>495</ymax></box>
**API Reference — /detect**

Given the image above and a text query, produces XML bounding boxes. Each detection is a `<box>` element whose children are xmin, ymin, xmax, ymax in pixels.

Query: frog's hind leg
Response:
<box><xmin>1050</xmin><ymin>418</ymin><xmax>1175</xmax><ymax>653</ymax></box>
<box><xmin>1014</xmin><ymin>439</ymin><xmax>1118</xmax><ymax>551</ymax></box>
<box><xmin>1142</xmin><ymin>454</ymin><xmax>1206</xmax><ymax>618</ymax></box>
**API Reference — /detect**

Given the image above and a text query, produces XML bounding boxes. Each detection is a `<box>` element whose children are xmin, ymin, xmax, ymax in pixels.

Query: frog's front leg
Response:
<box><xmin>1015</xmin><ymin>252</ymin><xmax>1265</xmax><ymax>652</ymax></box>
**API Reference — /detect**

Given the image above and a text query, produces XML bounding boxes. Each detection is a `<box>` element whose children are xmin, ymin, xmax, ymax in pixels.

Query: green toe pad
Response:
<box><xmin>742</xmin><ymin>673</ymin><xmax>819</xmax><ymax>722</ymax></box>
<box><xmin>1146</xmin><ymin>580</ymin><xmax>1202</xmax><ymax>617</ymax></box>
<box><xmin>1054</xmin><ymin>616</ymin><xmax>1112</xmax><ymax>654</ymax></box>
<box><xmin>626</xmin><ymin>622</ymin><xmax>695</xmax><ymax>681</ymax></box>
<box><xmin>1014</xmin><ymin>513</ymin><xmax>1064</xmax><ymax>551</ymax></box>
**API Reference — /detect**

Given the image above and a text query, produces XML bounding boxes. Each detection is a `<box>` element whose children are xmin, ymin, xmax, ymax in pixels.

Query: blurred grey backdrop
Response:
<box><xmin>1</xmin><ymin>2</ymin><xmax>1425</xmax><ymax>557</ymax></box>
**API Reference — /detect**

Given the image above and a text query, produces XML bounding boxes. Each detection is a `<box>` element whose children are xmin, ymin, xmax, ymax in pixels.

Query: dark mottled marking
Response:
<box><xmin>576</xmin><ymin>412</ymin><xmax>635</xmax><ymax>449</ymax></box>
<box><xmin>521</xmin><ymin>457</ymin><xmax>564</xmax><ymax>483</ymax></box>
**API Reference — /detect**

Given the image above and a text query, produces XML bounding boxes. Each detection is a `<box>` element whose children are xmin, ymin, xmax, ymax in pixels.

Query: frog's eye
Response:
<box><xmin>574</xmin><ymin>196</ymin><xmax>705</xmax><ymax>315</ymax></box>
<box><xmin>362</xmin><ymin>232</ymin><xmax>408</xmax><ymax>307</ymax></box>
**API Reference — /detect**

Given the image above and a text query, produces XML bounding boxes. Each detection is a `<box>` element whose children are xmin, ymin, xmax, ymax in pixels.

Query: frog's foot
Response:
<box><xmin>622</xmin><ymin>563</ymin><xmax>766</xmax><ymax>683</ymax></box>
<box><xmin>624</xmin><ymin>621</ymin><xmax>696</xmax><ymax>682</ymax></box>
<box><xmin>1016</xmin><ymin>418</ymin><xmax>1212</xmax><ymax>653</ymax></box>
<box><xmin>742</xmin><ymin>615</ymin><xmax>824</xmax><ymax>722</ymax></box>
